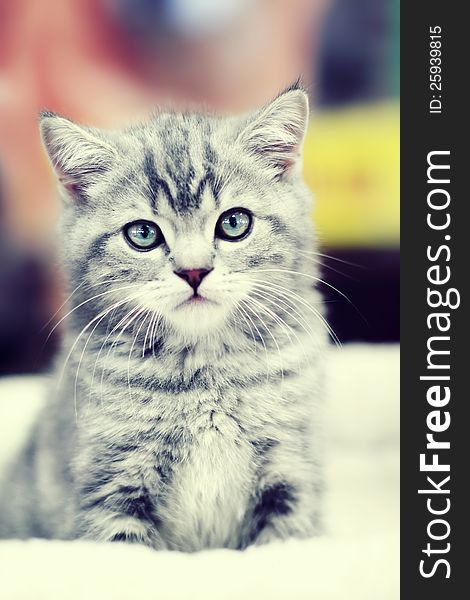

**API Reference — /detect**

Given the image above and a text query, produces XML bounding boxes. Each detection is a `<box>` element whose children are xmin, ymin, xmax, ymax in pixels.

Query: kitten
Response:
<box><xmin>0</xmin><ymin>84</ymin><xmax>327</xmax><ymax>550</ymax></box>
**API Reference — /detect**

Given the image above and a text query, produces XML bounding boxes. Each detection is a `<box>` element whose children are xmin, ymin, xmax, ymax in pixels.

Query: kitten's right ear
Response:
<box><xmin>237</xmin><ymin>84</ymin><xmax>309</xmax><ymax>180</ymax></box>
<box><xmin>39</xmin><ymin>112</ymin><xmax>117</xmax><ymax>201</ymax></box>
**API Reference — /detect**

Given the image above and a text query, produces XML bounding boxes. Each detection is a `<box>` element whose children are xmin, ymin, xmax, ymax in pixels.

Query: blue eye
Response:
<box><xmin>124</xmin><ymin>220</ymin><xmax>163</xmax><ymax>251</ymax></box>
<box><xmin>216</xmin><ymin>209</ymin><xmax>252</xmax><ymax>241</ymax></box>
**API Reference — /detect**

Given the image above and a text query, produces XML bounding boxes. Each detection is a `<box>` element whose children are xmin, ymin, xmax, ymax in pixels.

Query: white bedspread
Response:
<box><xmin>0</xmin><ymin>344</ymin><xmax>399</xmax><ymax>599</ymax></box>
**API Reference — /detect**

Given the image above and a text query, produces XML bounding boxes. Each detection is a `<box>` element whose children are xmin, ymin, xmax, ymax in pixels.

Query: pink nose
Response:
<box><xmin>175</xmin><ymin>268</ymin><xmax>212</xmax><ymax>291</ymax></box>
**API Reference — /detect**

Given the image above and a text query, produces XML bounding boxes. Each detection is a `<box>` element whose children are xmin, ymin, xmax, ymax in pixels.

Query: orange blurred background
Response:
<box><xmin>0</xmin><ymin>0</ymin><xmax>330</xmax><ymax>242</ymax></box>
<box><xmin>0</xmin><ymin>0</ymin><xmax>399</xmax><ymax>373</ymax></box>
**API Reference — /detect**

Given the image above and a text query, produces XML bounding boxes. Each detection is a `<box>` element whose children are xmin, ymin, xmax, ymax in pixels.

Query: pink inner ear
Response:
<box><xmin>280</xmin><ymin>158</ymin><xmax>295</xmax><ymax>172</ymax></box>
<box><xmin>58</xmin><ymin>170</ymin><xmax>81</xmax><ymax>196</ymax></box>
<box><xmin>261</xmin><ymin>141</ymin><xmax>298</xmax><ymax>174</ymax></box>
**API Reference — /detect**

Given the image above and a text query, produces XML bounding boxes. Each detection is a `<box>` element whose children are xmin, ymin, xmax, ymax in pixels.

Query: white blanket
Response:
<box><xmin>0</xmin><ymin>344</ymin><xmax>399</xmax><ymax>599</ymax></box>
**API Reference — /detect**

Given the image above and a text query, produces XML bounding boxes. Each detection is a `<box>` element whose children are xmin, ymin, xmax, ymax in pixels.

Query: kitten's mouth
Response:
<box><xmin>187</xmin><ymin>294</ymin><xmax>206</xmax><ymax>304</ymax></box>
<box><xmin>177</xmin><ymin>293</ymin><xmax>216</xmax><ymax>308</ymax></box>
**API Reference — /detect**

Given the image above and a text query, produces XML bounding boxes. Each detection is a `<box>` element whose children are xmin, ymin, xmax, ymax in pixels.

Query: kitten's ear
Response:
<box><xmin>39</xmin><ymin>112</ymin><xmax>117</xmax><ymax>201</ymax></box>
<box><xmin>238</xmin><ymin>84</ymin><xmax>309</xmax><ymax>178</ymax></box>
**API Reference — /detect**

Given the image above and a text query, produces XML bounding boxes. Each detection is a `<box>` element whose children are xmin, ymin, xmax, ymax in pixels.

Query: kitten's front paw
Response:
<box><xmin>80</xmin><ymin>513</ymin><xmax>165</xmax><ymax>550</ymax></box>
<box><xmin>252</xmin><ymin>518</ymin><xmax>320</xmax><ymax>547</ymax></box>
<box><xmin>109</xmin><ymin>531</ymin><xmax>166</xmax><ymax>550</ymax></box>
<box><xmin>252</xmin><ymin>524</ymin><xmax>280</xmax><ymax>546</ymax></box>
<box><xmin>110</xmin><ymin>532</ymin><xmax>142</xmax><ymax>544</ymax></box>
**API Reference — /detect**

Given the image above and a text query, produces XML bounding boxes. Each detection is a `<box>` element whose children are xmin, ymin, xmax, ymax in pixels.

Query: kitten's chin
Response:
<box><xmin>166</xmin><ymin>299</ymin><xmax>228</xmax><ymax>337</ymax></box>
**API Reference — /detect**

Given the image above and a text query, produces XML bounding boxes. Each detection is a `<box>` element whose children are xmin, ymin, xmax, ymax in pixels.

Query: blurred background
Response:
<box><xmin>0</xmin><ymin>0</ymin><xmax>399</xmax><ymax>375</ymax></box>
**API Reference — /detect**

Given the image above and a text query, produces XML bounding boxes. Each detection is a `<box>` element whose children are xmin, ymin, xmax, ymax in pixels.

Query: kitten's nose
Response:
<box><xmin>175</xmin><ymin>268</ymin><xmax>212</xmax><ymax>291</ymax></box>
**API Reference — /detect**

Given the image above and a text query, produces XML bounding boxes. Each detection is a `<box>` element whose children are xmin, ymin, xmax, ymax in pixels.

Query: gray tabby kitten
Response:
<box><xmin>0</xmin><ymin>84</ymin><xmax>327</xmax><ymax>550</ymax></box>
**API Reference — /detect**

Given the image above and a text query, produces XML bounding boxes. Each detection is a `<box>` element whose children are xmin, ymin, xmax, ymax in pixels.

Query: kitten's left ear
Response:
<box><xmin>39</xmin><ymin>112</ymin><xmax>117</xmax><ymax>202</ymax></box>
<box><xmin>238</xmin><ymin>84</ymin><xmax>309</xmax><ymax>179</ymax></box>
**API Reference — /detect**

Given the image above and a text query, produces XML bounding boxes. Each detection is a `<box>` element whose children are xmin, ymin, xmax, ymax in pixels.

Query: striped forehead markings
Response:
<box><xmin>143</xmin><ymin>149</ymin><xmax>174</xmax><ymax>211</ymax></box>
<box><xmin>143</xmin><ymin>149</ymin><xmax>219</xmax><ymax>214</ymax></box>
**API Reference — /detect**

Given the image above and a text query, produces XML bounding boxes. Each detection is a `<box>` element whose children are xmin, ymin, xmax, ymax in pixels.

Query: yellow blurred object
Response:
<box><xmin>304</xmin><ymin>102</ymin><xmax>399</xmax><ymax>247</ymax></box>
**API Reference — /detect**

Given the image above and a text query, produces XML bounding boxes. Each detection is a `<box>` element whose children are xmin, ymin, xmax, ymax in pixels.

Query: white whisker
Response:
<box><xmin>44</xmin><ymin>283</ymin><xmax>141</xmax><ymax>346</ymax></box>
<box><xmin>127</xmin><ymin>309</ymin><xmax>150</xmax><ymax>409</ymax></box>
<box><xmin>238</xmin><ymin>301</ymin><xmax>270</xmax><ymax>385</ymax></box>
<box><xmin>248</xmin><ymin>277</ymin><xmax>342</xmax><ymax>347</ymax></box>
<box><xmin>248</xmin><ymin>289</ymin><xmax>313</xmax><ymax>365</ymax></box>
<box><xmin>241</xmin><ymin>298</ymin><xmax>284</xmax><ymax>391</ymax></box>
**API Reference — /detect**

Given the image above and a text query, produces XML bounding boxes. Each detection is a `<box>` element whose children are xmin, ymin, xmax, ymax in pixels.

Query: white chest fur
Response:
<box><xmin>160</xmin><ymin>411</ymin><xmax>254</xmax><ymax>551</ymax></box>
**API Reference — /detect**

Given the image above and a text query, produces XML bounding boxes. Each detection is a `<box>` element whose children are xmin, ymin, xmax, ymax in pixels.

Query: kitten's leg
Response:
<box><xmin>246</xmin><ymin>444</ymin><xmax>322</xmax><ymax>546</ymax></box>
<box><xmin>77</xmin><ymin>484</ymin><xmax>166</xmax><ymax>548</ymax></box>
<box><xmin>249</xmin><ymin>479</ymin><xmax>321</xmax><ymax>546</ymax></box>
<box><xmin>77</xmin><ymin>496</ymin><xmax>164</xmax><ymax>548</ymax></box>
<box><xmin>74</xmin><ymin>447</ymin><xmax>166</xmax><ymax>549</ymax></box>
<box><xmin>78</xmin><ymin>501</ymin><xmax>165</xmax><ymax>548</ymax></box>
